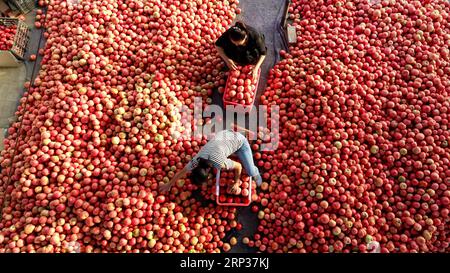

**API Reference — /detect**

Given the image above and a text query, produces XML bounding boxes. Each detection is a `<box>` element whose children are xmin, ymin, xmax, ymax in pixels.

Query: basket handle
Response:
<box><xmin>215</xmin><ymin>169</ymin><xmax>221</xmax><ymax>196</ymax></box>
<box><xmin>248</xmin><ymin>176</ymin><xmax>252</xmax><ymax>198</ymax></box>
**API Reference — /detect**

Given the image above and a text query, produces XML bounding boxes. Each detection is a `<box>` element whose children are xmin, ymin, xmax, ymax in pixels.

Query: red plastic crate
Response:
<box><xmin>215</xmin><ymin>169</ymin><xmax>252</xmax><ymax>207</ymax></box>
<box><xmin>223</xmin><ymin>66</ymin><xmax>261</xmax><ymax>113</ymax></box>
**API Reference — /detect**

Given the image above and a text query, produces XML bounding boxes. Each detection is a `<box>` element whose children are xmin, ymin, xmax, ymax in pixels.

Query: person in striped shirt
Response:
<box><xmin>159</xmin><ymin>130</ymin><xmax>262</xmax><ymax>193</ymax></box>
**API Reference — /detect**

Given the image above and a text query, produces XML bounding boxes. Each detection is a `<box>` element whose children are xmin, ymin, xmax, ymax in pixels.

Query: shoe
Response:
<box><xmin>254</xmin><ymin>174</ymin><xmax>262</xmax><ymax>186</ymax></box>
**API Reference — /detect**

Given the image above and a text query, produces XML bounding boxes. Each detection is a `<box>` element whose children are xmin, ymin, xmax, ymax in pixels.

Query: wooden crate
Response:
<box><xmin>6</xmin><ymin>0</ymin><xmax>34</xmax><ymax>15</ymax></box>
<box><xmin>0</xmin><ymin>17</ymin><xmax>29</xmax><ymax>67</ymax></box>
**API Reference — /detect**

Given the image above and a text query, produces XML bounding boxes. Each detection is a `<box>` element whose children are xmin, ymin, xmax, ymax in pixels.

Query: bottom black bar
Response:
<box><xmin>0</xmin><ymin>253</ymin><xmax>446</xmax><ymax>273</ymax></box>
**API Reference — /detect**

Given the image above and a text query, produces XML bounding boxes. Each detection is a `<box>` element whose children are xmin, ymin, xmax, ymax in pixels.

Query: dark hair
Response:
<box><xmin>229</xmin><ymin>22</ymin><xmax>247</xmax><ymax>42</ymax></box>
<box><xmin>190</xmin><ymin>158</ymin><xmax>212</xmax><ymax>184</ymax></box>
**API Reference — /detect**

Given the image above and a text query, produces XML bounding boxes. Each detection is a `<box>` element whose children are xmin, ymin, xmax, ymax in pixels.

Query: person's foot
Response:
<box><xmin>254</xmin><ymin>174</ymin><xmax>262</xmax><ymax>186</ymax></box>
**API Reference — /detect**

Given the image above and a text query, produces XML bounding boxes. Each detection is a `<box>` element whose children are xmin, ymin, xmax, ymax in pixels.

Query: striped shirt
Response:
<box><xmin>186</xmin><ymin>130</ymin><xmax>245</xmax><ymax>171</ymax></box>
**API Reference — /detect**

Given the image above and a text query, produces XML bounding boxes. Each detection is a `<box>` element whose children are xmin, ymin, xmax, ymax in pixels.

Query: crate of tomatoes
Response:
<box><xmin>0</xmin><ymin>17</ymin><xmax>29</xmax><ymax>66</ymax></box>
<box><xmin>223</xmin><ymin>65</ymin><xmax>261</xmax><ymax>113</ymax></box>
<box><xmin>214</xmin><ymin>168</ymin><xmax>253</xmax><ymax>206</ymax></box>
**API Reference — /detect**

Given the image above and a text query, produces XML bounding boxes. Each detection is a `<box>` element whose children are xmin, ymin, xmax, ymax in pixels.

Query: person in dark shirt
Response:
<box><xmin>215</xmin><ymin>21</ymin><xmax>267</xmax><ymax>80</ymax></box>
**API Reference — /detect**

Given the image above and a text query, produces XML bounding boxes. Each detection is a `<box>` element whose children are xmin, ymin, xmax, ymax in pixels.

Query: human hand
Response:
<box><xmin>227</xmin><ymin>59</ymin><xmax>238</xmax><ymax>70</ymax></box>
<box><xmin>229</xmin><ymin>183</ymin><xmax>240</xmax><ymax>194</ymax></box>
<box><xmin>159</xmin><ymin>182</ymin><xmax>172</xmax><ymax>193</ymax></box>
<box><xmin>252</xmin><ymin>67</ymin><xmax>259</xmax><ymax>81</ymax></box>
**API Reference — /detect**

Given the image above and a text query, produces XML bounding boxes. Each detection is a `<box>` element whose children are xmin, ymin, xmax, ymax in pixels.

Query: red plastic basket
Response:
<box><xmin>215</xmin><ymin>169</ymin><xmax>252</xmax><ymax>206</ymax></box>
<box><xmin>223</xmin><ymin>66</ymin><xmax>261</xmax><ymax>113</ymax></box>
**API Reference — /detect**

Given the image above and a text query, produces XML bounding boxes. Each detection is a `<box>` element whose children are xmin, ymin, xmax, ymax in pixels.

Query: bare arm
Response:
<box><xmin>228</xmin><ymin>160</ymin><xmax>242</xmax><ymax>194</ymax></box>
<box><xmin>252</xmin><ymin>54</ymin><xmax>266</xmax><ymax>80</ymax></box>
<box><xmin>232</xmin><ymin>161</ymin><xmax>242</xmax><ymax>184</ymax></box>
<box><xmin>159</xmin><ymin>166</ymin><xmax>188</xmax><ymax>193</ymax></box>
<box><xmin>216</xmin><ymin>45</ymin><xmax>238</xmax><ymax>70</ymax></box>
